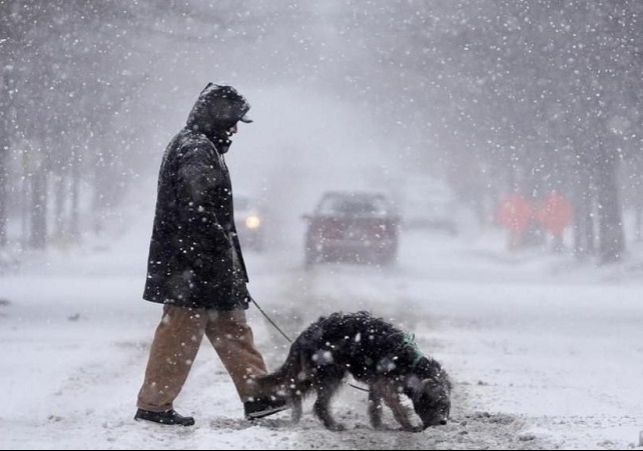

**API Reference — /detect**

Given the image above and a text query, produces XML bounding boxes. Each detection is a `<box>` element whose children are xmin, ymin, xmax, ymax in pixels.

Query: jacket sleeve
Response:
<box><xmin>175</xmin><ymin>142</ymin><xmax>235</xmax><ymax>280</ymax></box>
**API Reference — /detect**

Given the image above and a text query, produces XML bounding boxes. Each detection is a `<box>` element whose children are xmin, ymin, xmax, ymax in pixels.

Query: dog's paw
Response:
<box><xmin>327</xmin><ymin>423</ymin><xmax>346</xmax><ymax>432</ymax></box>
<box><xmin>399</xmin><ymin>425</ymin><xmax>424</xmax><ymax>433</ymax></box>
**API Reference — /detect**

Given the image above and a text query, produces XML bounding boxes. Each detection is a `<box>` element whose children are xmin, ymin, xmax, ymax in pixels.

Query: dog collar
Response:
<box><xmin>403</xmin><ymin>333</ymin><xmax>425</xmax><ymax>367</ymax></box>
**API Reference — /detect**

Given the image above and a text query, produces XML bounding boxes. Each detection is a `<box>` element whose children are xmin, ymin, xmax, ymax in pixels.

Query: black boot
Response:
<box><xmin>244</xmin><ymin>396</ymin><xmax>289</xmax><ymax>420</ymax></box>
<box><xmin>134</xmin><ymin>408</ymin><xmax>195</xmax><ymax>426</ymax></box>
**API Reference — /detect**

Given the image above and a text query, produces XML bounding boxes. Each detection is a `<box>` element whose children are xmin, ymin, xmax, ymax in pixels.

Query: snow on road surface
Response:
<box><xmin>1</xmin><ymin>222</ymin><xmax>643</xmax><ymax>450</ymax></box>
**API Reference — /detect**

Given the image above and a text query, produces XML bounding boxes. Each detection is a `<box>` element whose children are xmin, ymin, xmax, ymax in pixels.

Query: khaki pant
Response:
<box><xmin>137</xmin><ymin>305</ymin><xmax>267</xmax><ymax>413</ymax></box>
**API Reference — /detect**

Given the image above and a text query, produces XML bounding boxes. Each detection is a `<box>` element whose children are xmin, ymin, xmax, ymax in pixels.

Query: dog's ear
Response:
<box><xmin>422</xmin><ymin>379</ymin><xmax>442</xmax><ymax>398</ymax></box>
<box><xmin>403</xmin><ymin>374</ymin><xmax>424</xmax><ymax>400</ymax></box>
<box><xmin>405</xmin><ymin>376</ymin><xmax>445</xmax><ymax>404</ymax></box>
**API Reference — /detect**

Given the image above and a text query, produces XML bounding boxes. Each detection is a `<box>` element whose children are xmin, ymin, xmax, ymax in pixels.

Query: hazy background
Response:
<box><xmin>3</xmin><ymin>3</ymin><xmax>643</xmax><ymax>449</ymax></box>
<box><xmin>1</xmin><ymin>0</ymin><xmax>643</xmax><ymax>264</ymax></box>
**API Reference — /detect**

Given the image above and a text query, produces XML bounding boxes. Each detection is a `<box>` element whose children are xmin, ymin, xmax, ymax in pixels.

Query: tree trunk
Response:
<box><xmin>635</xmin><ymin>163</ymin><xmax>643</xmax><ymax>242</ymax></box>
<box><xmin>636</xmin><ymin>204</ymin><xmax>642</xmax><ymax>242</ymax></box>
<box><xmin>573</xmin><ymin>167</ymin><xmax>595</xmax><ymax>259</ymax></box>
<box><xmin>70</xmin><ymin>148</ymin><xmax>80</xmax><ymax>241</ymax></box>
<box><xmin>0</xmin><ymin>142</ymin><xmax>7</xmax><ymax>248</ymax></box>
<box><xmin>594</xmin><ymin>149</ymin><xmax>625</xmax><ymax>264</ymax></box>
<box><xmin>522</xmin><ymin>151</ymin><xmax>546</xmax><ymax>248</ymax></box>
<box><xmin>54</xmin><ymin>173</ymin><xmax>66</xmax><ymax>238</ymax></box>
<box><xmin>29</xmin><ymin>167</ymin><xmax>47</xmax><ymax>250</ymax></box>
<box><xmin>0</xmin><ymin>70</ymin><xmax>10</xmax><ymax>248</ymax></box>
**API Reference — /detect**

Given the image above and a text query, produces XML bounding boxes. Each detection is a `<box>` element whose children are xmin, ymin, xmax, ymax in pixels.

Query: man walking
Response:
<box><xmin>135</xmin><ymin>83</ymin><xmax>287</xmax><ymax>426</ymax></box>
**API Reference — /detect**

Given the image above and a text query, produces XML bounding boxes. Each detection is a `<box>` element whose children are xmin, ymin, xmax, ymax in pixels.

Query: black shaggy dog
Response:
<box><xmin>255</xmin><ymin>311</ymin><xmax>452</xmax><ymax>432</ymax></box>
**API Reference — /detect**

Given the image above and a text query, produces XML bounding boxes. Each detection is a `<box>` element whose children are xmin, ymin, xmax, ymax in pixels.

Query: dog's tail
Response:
<box><xmin>254</xmin><ymin>341</ymin><xmax>308</xmax><ymax>395</ymax></box>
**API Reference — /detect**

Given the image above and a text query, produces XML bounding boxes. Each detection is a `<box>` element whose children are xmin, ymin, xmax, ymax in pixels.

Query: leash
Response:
<box><xmin>250</xmin><ymin>297</ymin><xmax>369</xmax><ymax>393</ymax></box>
<box><xmin>250</xmin><ymin>297</ymin><xmax>293</xmax><ymax>343</ymax></box>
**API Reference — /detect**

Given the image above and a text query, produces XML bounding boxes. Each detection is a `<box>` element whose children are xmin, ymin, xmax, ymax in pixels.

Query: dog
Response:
<box><xmin>255</xmin><ymin>311</ymin><xmax>451</xmax><ymax>432</ymax></box>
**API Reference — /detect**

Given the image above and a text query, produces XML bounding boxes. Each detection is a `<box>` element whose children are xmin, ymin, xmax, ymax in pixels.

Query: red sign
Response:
<box><xmin>537</xmin><ymin>191</ymin><xmax>574</xmax><ymax>236</ymax></box>
<box><xmin>496</xmin><ymin>194</ymin><xmax>534</xmax><ymax>233</ymax></box>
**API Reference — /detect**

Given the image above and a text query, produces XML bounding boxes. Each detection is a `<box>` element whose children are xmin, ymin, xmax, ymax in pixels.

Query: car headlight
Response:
<box><xmin>245</xmin><ymin>215</ymin><xmax>262</xmax><ymax>230</ymax></box>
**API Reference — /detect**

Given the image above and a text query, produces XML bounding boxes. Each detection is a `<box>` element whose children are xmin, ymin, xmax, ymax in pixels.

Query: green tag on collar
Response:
<box><xmin>403</xmin><ymin>333</ymin><xmax>424</xmax><ymax>366</ymax></box>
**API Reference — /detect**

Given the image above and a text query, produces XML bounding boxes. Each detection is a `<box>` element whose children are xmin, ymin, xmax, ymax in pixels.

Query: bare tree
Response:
<box><xmin>0</xmin><ymin>69</ymin><xmax>9</xmax><ymax>248</ymax></box>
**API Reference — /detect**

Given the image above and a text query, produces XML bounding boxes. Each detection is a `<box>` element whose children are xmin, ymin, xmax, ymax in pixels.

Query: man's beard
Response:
<box><xmin>213</xmin><ymin>131</ymin><xmax>232</xmax><ymax>154</ymax></box>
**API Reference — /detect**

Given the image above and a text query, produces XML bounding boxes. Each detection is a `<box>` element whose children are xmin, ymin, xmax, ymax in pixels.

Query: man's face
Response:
<box><xmin>228</xmin><ymin>122</ymin><xmax>238</xmax><ymax>136</ymax></box>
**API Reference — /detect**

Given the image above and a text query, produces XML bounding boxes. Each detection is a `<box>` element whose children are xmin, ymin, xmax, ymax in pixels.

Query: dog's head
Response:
<box><xmin>404</xmin><ymin>364</ymin><xmax>452</xmax><ymax>429</ymax></box>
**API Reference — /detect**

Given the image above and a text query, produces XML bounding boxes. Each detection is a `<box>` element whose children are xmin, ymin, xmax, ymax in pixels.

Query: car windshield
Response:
<box><xmin>317</xmin><ymin>195</ymin><xmax>388</xmax><ymax>217</ymax></box>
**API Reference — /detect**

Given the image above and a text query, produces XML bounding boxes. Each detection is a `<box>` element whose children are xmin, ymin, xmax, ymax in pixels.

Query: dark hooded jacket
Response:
<box><xmin>143</xmin><ymin>84</ymin><xmax>252</xmax><ymax>310</ymax></box>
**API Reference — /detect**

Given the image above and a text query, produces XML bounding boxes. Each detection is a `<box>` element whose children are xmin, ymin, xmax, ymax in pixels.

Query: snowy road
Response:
<box><xmin>1</xmin><ymin>225</ymin><xmax>643</xmax><ymax>450</ymax></box>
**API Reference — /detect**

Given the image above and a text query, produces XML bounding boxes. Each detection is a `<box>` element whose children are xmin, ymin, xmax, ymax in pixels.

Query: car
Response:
<box><xmin>303</xmin><ymin>191</ymin><xmax>399</xmax><ymax>268</ymax></box>
<box><xmin>234</xmin><ymin>194</ymin><xmax>265</xmax><ymax>252</ymax></box>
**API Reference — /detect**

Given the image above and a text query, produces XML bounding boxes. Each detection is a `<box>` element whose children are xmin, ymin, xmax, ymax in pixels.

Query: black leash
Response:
<box><xmin>250</xmin><ymin>297</ymin><xmax>292</xmax><ymax>344</ymax></box>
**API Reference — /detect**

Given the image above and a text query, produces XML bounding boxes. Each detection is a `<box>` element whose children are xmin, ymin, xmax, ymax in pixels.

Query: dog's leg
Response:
<box><xmin>291</xmin><ymin>394</ymin><xmax>303</xmax><ymax>424</ymax></box>
<box><xmin>368</xmin><ymin>384</ymin><xmax>384</xmax><ymax>430</ymax></box>
<box><xmin>381</xmin><ymin>382</ymin><xmax>422</xmax><ymax>432</ymax></box>
<box><xmin>313</xmin><ymin>379</ymin><xmax>345</xmax><ymax>431</ymax></box>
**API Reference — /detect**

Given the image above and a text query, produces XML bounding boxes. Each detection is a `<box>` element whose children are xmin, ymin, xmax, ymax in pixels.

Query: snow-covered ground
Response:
<box><xmin>1</xmin><ymin>212</ymin><xmax>643</xmax><ymax>450</ymax></box>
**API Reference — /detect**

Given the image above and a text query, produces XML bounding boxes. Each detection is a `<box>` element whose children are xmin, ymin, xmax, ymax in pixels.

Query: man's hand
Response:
<box><xmin>235</xmin><ymin>283</ymin><xmax>254</xmax><ymax>306</ymax></box>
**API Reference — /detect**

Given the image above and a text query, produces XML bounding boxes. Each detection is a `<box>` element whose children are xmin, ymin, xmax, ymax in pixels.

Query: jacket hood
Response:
<box><xmin>186</xmin><ymin>83</ymin><xmax>252</xmax><ymax>138</ymax></box>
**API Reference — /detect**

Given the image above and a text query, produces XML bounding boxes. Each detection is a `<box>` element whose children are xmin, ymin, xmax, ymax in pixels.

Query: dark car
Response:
<box><xmin>234</xmin><ymin>194</ymin><xmax>265</xmax><ymax>252</ymax></box>
<box><xmin>303</xmin><ymin>191</ymin><xmax>399</xmax><ymax>268</ymax></box>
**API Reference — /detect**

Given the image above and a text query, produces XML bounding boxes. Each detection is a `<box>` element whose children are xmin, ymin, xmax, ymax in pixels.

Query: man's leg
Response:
<box><xmin>204</xmin><ymin>309</ymin><xmax>268</xmax><ymax>401</ymax></box>
<box><xmin>137</xmin><ymin>305</ymin><xmax>207</xmax><ymax>412</ymax></box>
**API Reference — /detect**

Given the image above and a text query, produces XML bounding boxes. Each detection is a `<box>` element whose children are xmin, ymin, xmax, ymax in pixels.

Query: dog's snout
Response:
<box><xmin>422</xmin><ymin>418</ymin><xmax>448</xmax><ymax>429</ymax></box>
